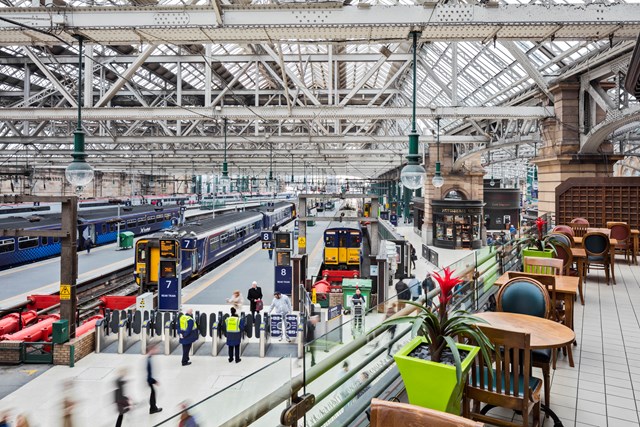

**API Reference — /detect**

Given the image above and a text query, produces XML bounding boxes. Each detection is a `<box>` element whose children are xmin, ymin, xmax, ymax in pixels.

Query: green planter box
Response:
<box><xmin>522</xmin><ymin>248</ymin><xmax>554</xmax><ymax>259</ymax></box>
<box><xmin>394</xmin><ymin>336</ymin><xmax>479</xmax><ymax>414</ymax></box>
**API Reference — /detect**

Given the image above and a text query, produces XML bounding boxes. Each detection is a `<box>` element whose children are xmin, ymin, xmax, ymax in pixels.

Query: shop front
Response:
<box><xmin>431</xmin><ymin>198</ymin><xmax>484</xmax><ymax>250</ymax></box>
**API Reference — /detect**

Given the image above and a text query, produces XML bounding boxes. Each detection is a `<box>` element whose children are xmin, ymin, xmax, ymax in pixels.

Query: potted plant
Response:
<box><xmin>518</xmin><ymin>217</ymin><xmax>557</xmax><ymax>258</ymax></box>
<box><xmin>385</xmin><ymin>267</ymin><xmax>493</xmax><ymax>415</ymax></box>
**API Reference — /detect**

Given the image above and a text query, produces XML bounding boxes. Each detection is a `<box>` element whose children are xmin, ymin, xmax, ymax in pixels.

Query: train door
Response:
<box><xmin>81</xmin><ymin>224</ymin><xmax>96</xmax><ymax>247</ymax></box>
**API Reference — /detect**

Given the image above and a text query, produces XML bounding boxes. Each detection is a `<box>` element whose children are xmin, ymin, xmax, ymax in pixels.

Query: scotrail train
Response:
<box><xmin>134</xmin><ymin>201</ymin><xmax>295</xmax><ymax>293</ymax></box>
<box><xmin>0</xmin><ymin>205</ymin><xmax>180</xmax><ymax>270</ymax></box>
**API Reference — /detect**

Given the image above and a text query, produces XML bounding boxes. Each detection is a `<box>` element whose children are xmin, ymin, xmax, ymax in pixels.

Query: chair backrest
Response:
<box><xmin>552</xmin><ymin>225</ymin><xmax>575</xmax><ymax>237</ymax></box>
<box><xmin>469</xmin><ymin>325</ymin><xmax>532</xmax><ymax>399</ymax></box>
<box><xmin>369</xmin><ymin>398</ymin><xmax>484</xmax><ymax>427</ymax></box>
<box><xmin>523</xmin><ymin>256</ymin><xmax>563</xmax><ymax>276</ymax></box>
<box><xmin>552</xmin><ymin>242</ymin><xmax>574</xmax><ymax>275</ymax></box>
<box><xmin>569</xmin><ymin>223</ymin><xmax>589</xmax><ymax>238</ymax></box>
<box><xmin>549</xmin><ymin>231</ymin><xmax>574</xmax><ymax>247</ymax></box>
<box><xmin>571</xmin><ymin>217</ymin><xmax>590</xmax><ymax>226</ymax></box>
<box><xmin>497</xmin><ymin>277</ymin><xmax>550</xmax><ymax>319</ymax></box>
<box><xmin>608</xmin><ymin>222</ymin><xmax>631</xmax><ymax>242</ymax></box>
<box><xmin>583</xmin><ymin>232</ymin><xmax>610</xmax><ymax>257</ymax></box>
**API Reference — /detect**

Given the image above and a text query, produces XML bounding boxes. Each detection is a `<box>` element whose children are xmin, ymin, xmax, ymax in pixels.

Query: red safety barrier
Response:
<box><xmin>99</xmin><ymin>296</ymin><xmax>136</xmax><ymax>313</ymax></box>
<box><xmin>76</xmin><ymin>315</ymin><xmax>104</xmax><ymax>338</ymax></box>
<box><xmin>1</xmin><ymin>314</ymin><xmax>60</xmax><ymax>342</ymax></box>
<box><xmin>26</xmin><ymin>295</ymin><xmax>61</xmax><ymax>311</ymax></box>
<box><xmin>322</xmin><ymin>269</ymin><xmax>360</xmax><ymax>284</ymax></box>
<box><xmin>0</xmin><ymin>311</ymin><xmax>38</xmax><ymax>335</ymax></box>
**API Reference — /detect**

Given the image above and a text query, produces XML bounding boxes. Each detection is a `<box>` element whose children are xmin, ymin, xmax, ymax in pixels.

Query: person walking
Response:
<box><xmin>384</xmin><ymin>304</ymin><xmax>397</xmax><ymax>356</ymax></box>
<box><xmin>85</xmin><ymin>236</ymin><xmax>93</xmax><ymax>254</ymax></box>
<box><xmin>226</xmin><ymin>290</ymin><xmax>244</xmax><ymax>311</ymax></box>
<box><xmin>410</xmin><ymin>245</ymin><xmax>417</xmax><ymax>269</ymax></box>
<box><xmin>61</xmin><ymin>380</ymin><xmax>75</xmax><ymax>427</ymax></box>
<box><xmin>269</xmin><ymin>292</ymin><xmax>292</xmax><ymax>342</ymax></box>
<box><xmin>407</xmin><ymin>275</ymin><xmax>421</xmax><ymax>301</ymax></box>
<box><xmin>394</xmin><ymin>279</ymin><xmax>410</xmax><ymax>310</ymax></box>
<box><xmin>225</xmin><ymin>307</ymin><xmax>245</xmax><ymax>363</ymax></box>
<box><xmin>247</xmin><ymin>281</ymin><xmax>263</xmax><ymax>318</ymax></box>
<box><xmin>146</xmin><ymin>344</ymin><xmax>163</xmax><ymax>414</ymax></box>
<box><xmin>178</xmin><ymin>309</ymin><xmax>198</xmax><ymax>366</ymax></box>
<box><xmin>178</xmin><ymin>402</ymin><xmax>199</xmax><ymax>427</ymax></box>
<box><xmin>305</xmin><ymin>315</ymin><xmax>320</xmax><ymax>367</ymax></box>
<box><xmin>114</xmin><ymin>368</ymin><xmax>131</xmax><ymax>427</ymax></box>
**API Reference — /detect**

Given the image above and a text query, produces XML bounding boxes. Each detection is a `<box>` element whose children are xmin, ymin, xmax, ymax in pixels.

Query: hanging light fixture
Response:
<box><xmin>220</xmin><ymin>117</ymin><xmax>230</xmax><ymax>193</ymax></box>
<box><xmin>489</xmin><ymin>151</ymin><xmax>495</xmax><ymax>187</ymax></box>
<box><xmin>268</xmin><ymin>140</ymin><xmax>276</xmax><ymax>194</ymax></box>
<box><xmin>431</xmin><ymin>117</ymin><xmax>444</xmax><ymax>188</ymax></box>
<box><xmin>65</xmin><ymin>35</ymin><xmax>94</xmax><ymax>191</ymax></box>
<box><xmin>400</xmin><ymin>31</ymin><xmax>427</xmax><ymax>190</ymax></box>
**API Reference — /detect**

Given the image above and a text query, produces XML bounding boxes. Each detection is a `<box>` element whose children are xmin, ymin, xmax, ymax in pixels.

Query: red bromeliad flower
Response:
<box><xmin>535</xmin><ymin>217</ymin><xmax>546</xmax><ymax>238</ymax></box>
<box><xmin>432</xmin><ymin>267</ymin><xmax>463</xmax><ymax>305</ymax></box>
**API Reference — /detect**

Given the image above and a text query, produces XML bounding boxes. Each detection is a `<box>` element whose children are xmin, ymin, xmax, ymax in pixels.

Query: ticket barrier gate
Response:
<box><xmin>163</xmin><ymin>313</ymin><xmax>180</xmax><ymax>356</ymax></box>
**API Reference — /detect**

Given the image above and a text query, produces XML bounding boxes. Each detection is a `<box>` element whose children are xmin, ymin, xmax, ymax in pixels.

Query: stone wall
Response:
<box><xmin>53</xmin><ymin>331</ymin><xmax>95</xmax><ymax>366</ymax></box>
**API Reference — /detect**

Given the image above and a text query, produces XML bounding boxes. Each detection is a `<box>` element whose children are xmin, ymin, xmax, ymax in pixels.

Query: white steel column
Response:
<box><xmin>84</xmin><ymin>43</ymin><xmax>93</xmax><ymax>107</ymax></box>
<box><xmin>205</xmin><ymin>44</ymin><xmax>212</xmax><ymax>107</ymax></box>
<box><xmin>23</xmin><ymin>66</ymin><xmax>30</xmax><ymax>134</ymax></box>
<box><xmin>451</xmin><ymin>42</ymin><xmax>458</xmax><ymax>106</ymax></box>
<box><xmin>177</xmin><ymin>60</ymin><xmax>182</xmax><ymax>136</ymax></box>
<box><xmin>328</xmin><ymin>44</ymin><xmax>333</xmax><ymax>106</ymax></box>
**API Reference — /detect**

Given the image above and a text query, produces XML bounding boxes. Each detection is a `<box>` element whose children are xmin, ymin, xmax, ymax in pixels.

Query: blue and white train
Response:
<box><xmin>0</xmin><ymin>205</ymin><xmax>180</xmax><ymax>270</ymax></box>
<box><xmin>134</xmin><ymin>201</ymin><xmax>295</xmax><ymax>292</ymax></box>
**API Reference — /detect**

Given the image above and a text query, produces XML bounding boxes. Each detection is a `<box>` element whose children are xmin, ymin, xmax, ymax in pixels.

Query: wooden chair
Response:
<box><xmin>607</xmin><ymin>222</ymin><xmax>632</xmax><ymax>264</ymax></box>
<box><xmin>552</xmin><ymin>225</ymin><xmax>575</xmax><ymax>238</ymax></box>
<box><xmin>548</xmin><ymin>231</ymin><xmax>574</xmax><ymax>248</ymax></box>
<box><xmin>495</xmin><ymin>276</ymin><xmax>553</xmax><ymax>409</ymax></box>
<box><xmin>370</xmin><ymin>398</ymin><xmax>484</xmax><ymax>427</ymax></box>
<box><xmin>583</xmin><ymin>232</ymin><xmax>613</xmax><ymax>285</ymax></box>
<box><xmin>571</xmin><ymin>217</ymin><xmax>590</xmax><ymax>226</ymax></box>
<box><xmin>569</xmin><ymin>223</ymin><xmax>588</xmax><ymax>238</ymax></box>
<box><xmin>523</xmin><ymin>256</ymin><xmax>563</xmax><ymax>276</ymax></box>
<box><xmin>463</xmin><ymin>325</ymin><xmax>542</xmax><ymax>427</ymax></box>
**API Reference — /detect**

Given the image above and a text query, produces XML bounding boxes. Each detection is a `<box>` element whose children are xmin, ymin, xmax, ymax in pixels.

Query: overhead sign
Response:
<box><xmin>275</xmin><ymin>232</ymin><xmax>292</xmax><ymax>250</ymax></box>
<box><xmin>181</xmin><ymin>238</ymin><xmax>197</xmax><ymax>250</ymax></box>
<box><xmin>261</xmin><ymin>231</ymin><xmax>273</xmax><ymax>242</ymax></box>
<box><xmin>262</xmin><ymin>241</ymin><xmax>274</xmax><ymax>250</ymax></box>
<box><xmin>59</xmin><ymin>284</ymin><xmax>71</xmax><ymax>300</ymax></box>
<box><xmin>274</xmin><ymin>265</ymin><xmax>293</xmax><ymax>295</ymax></box>
<box><xmin>160</xmin><ymin>239</ymin><xmax>178</xmax><ymax>258</ymax></box>
<box><xmin>297</xmin><ymin>236</ymin><xmax>306</xmax><ymax>249</ymax></box>
<box><xmin>158</xmin><ymin>277</ymin><xmax>180</xmax><ymax>311</ymax></box>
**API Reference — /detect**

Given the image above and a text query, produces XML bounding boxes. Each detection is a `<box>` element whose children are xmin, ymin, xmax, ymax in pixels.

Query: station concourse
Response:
<box><xmin>1</xmin><ymin>1</ymin><xmax>640</xmax><ymax>426</ymax></box>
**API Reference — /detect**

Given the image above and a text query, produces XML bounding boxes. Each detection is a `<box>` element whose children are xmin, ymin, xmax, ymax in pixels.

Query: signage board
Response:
<box><xmin>285</xmin><ymin>314</ymin><xmax>298</xmax><ymax>339</ymax></box>
<box><xmin>297</xmin><ymin>236</ymin><xmax>306</xmax><ymax>248</ymax></box>
<box><xmin>262</xmin><ymin>241</ymin><xmax>274</xmax><ymax>250</ymax></box>
<box><xmin>158</xmin><ymin>277</ymin><xmax>180</xmax><ymax>311</ymax></box>
<box><xmin>328</xmin><ymin>304</ymin><xmax>342</xmax><ymax>320</ymax></box>
<box><xmin>275</xmin><ymin>232</ymin><xmax>292</xmax><ymax>250</ymax></box>
<box><xmin>181</xmin><ymin>238</ymin><xmax>197</xmax><ymax>250</ymax></box>
<box><xmin>261</xmin><ymin>231</ymin><xmax>273</xmax><ymax>242</ymax></box>
<box><xmin>160</xmin><ymin>239</ymin><xmax>178</xmax><ymax>258</ymax></box>
<box><xmin>59</xmin><ymin>284</ymin><xmax>71</xmax><ymax>300</ymax></box>
<box><xmin>390</xmin><ymin>213</ymin><xmax>398</xmax><ymax>226</ymax></box>
<box><xmin>274</xmin><ymin>265</ymin><xmax>293</xmax><ymax>295</ymax></box>
<box><xmin>270</xmin><ymin>314</ymin><xmax>282</xmax><ymax>338</ymax></box>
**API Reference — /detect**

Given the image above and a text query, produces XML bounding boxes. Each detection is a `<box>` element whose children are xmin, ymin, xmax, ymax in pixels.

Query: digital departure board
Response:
<box><xmin>274</xmin><ymin>232</ymin><xmax>292</xmax><ymax>250</ymax></box>
<box><xmin>160</xmin><ymin>239</ymin><xmax>178</xmax><ymax>258</ymax></box>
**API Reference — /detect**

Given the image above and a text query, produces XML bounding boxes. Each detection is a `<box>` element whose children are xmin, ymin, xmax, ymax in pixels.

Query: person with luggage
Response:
<box><xmin>247</xmin><ymin>281</ymin><xmax>263</xmax><ymax>318</ymax></box>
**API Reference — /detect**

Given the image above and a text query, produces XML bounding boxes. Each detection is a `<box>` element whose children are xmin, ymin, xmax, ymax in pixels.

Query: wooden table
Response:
<box><xmin>631</xmin><ymin>229</ymin><xmax>639</xmax><ymax>265</ymax></box>
<box><xmin>494</xmin><ymin>271</ymin><xmax>579</xmax><ymax>343</ymax></box>
<box><xmin>474</xmin><ymin>311</ymin><xmax>575</xmax><ymax>350</ymax></box>
<box><xmin>570</xmin><ymin>247</ymin><xmax>586</xmax><ymax>305</ymax></box>
<box><xmin>572</xmin><ymin>236</ymin><xmax>617</xmax><ymax>284</ymax></box>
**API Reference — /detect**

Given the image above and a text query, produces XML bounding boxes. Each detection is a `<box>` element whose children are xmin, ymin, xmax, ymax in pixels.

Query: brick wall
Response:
<box><xmin>53</xmin><ymin>331</ymin><xmax>95</xmax><ymax>366</ymax></box>
<box><xmin>0</xmin><ymin>341</ymin><xmax>22</xmax><ymax>365</ymax></box>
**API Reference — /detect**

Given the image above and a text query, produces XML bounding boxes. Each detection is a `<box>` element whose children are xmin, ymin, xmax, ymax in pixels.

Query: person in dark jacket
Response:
<box><xmin>421</xmin><ymin>276</ymin><xmax>435</xmax><ymax>308</ymax></box>
<box><xmin>114</xmin><ymin>368</ymin><xmax>130</xmax><ymax>427</ymax></box>
<box><xmin>146</xmin><ymin>344</ymin><xmax>162</xmax><ymax>414</ymax></box>
<box><xmin>395</xmin><ymin>279</ymin><xmax>410</xmax><ymax>310</ymax></box>
<box><xmin>225</xmin><ymin>307</ymin><xmax>245</xmax><ymax>363</ymax></box>
<box><xmin>178</xmin><ymin>308</ymin><xmax>198</xmax><ymax>366</ymax></box>
<box><xmin>85</xmin><ymin>236</ymin><xmax>93</xmax><ymax>254</ymax></box>
<box><xmin>305</xmin><ymin>315</ymin><xmax>320</xmax><ymax>367</ymax></box>
<box><xmin>247</xmin><ymin>281</ymin><xmax>263</xmax><ymax>318</ymax></box>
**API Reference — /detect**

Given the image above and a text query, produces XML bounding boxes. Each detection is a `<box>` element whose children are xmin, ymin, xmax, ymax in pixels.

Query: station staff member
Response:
<box><xmin>225</xmin><ymin>307</ymin><xmax>245</xmax><ymax>363</ymax></box>
<box><xmin>178</xmin><ymin>308</ymin><xmax>198</xmax><ymax>366</ymax></box>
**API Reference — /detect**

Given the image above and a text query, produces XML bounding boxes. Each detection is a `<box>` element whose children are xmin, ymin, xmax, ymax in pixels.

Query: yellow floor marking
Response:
<box><xmin>20</xmin><ymin>369</ymin><xmax>38</xmax><ymax>376</ymax></box>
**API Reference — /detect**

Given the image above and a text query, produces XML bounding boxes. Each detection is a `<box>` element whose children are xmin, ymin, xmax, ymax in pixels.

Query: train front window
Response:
<box><xmin>137</xmin><ymin>243</ymin><xmax>147</xmax><ymax>262</ymax></box>
<box><xmin>324</xmin><ymin>233</ymin><xmax>336</xmax><ymax>247</ymax></box>
<box><xmin>0</xmin><ymin>239</ymin><xmax>14</xmax><ymax>253</ymax></box>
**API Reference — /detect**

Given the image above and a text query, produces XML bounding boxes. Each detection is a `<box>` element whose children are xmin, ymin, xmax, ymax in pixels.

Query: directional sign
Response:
<box><xmin>262</xmin><ymin>241</ymin><xmax>274</xmax><ymax>250</ymax></box>
<box><xmin>270</xmin><ymin>314</ymin><xmax>283</xmax><ymax>338</ymax></box>
<box><xmin>181</xmin><ymin>238</ymin><xmax>197</xmax><ymax>250</ymax></box>
<box><xmin>59</xmin><ymin>284</ymin><xmax>71</xmax><ymax>300</ymax></box>
<box><xmin>274</xmin><ymin>265</ymin><xmax>292</xmax><ymax>295</ymax></box>
<box><xmin>261</xmin><ymin>231</ymin><xmax>273</xmax><ymax>242</ymax></box>
<box><xmin>285</xmin><ymin>314</ymin><xmax>298</xmax><ymax>339</ymax></box>
<box><xmin>158</xmin><ymin>277</ymin><xmax>180</xmax><ymax>311</ymax></box>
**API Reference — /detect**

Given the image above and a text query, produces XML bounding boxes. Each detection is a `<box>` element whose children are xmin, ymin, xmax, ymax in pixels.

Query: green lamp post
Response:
<box><xmin>65</xmin><ymin>35</ymin><xmax>94</xmax><ymax>191</ymax></box>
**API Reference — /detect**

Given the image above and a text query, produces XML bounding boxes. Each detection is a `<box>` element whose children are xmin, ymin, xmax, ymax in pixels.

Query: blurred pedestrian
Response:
<box><xmin>509</xmin><ymin>223</ymin><xmax>517</xmax><ymax>240</ymax></box>
<box><xmin>178</xmin><ymin>308</ymin><xmax>198</xmax><ymax>366</ymax></box>
<box><xmin>410</xmin><ymin>245</ymin><xmax>417</xmax><ymax>269</ymax></box>
<box><xmin>178</xmin><ymin>402</ymin><xmax>199</xmax><ymax>427</ymax></box>
<box><xmin>338</xmin><ymin>361</ymin><xmax>351</xmax><ymax>401</ymax></box>
<box><xmin>384</xmin><ymin>304</ymin><xmax>397</xmax><ymax>356</ymax></box>
<box><xmin>114</xmin><ymin>368</ymin><xmax>131</xmax><ymax>427</ymax></box>
<box><xmin>61</xmin><ymin>380</ymin><xmax>75</xmax><ymax>427</ymax></box>
<box><xmin>268</xmin><ymin>248</ymin><xmax>273</xmax><ymax>260</ymax></box>
<box><xmin>146</xmin><ymin>344</ymin><xmax>163</xmax><ymax>414</ymax></box>
<box><xmin>356</xmin><ymin>372</ymin><xmax>371</xmax><ymax>399</ymax></box>
<box><xmin>226</xmin><ymin>290</ymin><xmax>244</xmax><ymax>311</ymax></box>
<box><xmin>269</xmin><ymin>292</ymin><xmax>292</xmax><ymax>342</ymax></box>
<box><xmin>407</xmin><ymin>275</ymin><xmax>421</xmax><ymax>301</ymax></box>
<box><xmin>225</xmin><ymin>307</ymin><xmax>244</xmax><ymax>364</ymax></box>
<box><xmin>85</xmin><ymin>236</ymin><xmax>93</xmax><ymax>254</ymax></box>
<box><xmin>15</xmin><ymin>415</ymin><xmax>29</xmax><ymax>427</ymax></box>
<box><xmin>395</xmin><ymin>279</ymin><xmax>410</xmax><ymax>310</ymax></box>
<box><xmin>421</xmin><ymin>275</ymin><xmax>435</xmax><ymax>309</ymax></box>
<box><xmin>305</xmin><ymin>315</ymin><xmax>320</xmax><ymax>367</ymax></box>
<box><xmin>0</xmin><ymin>411</ymin><xmax>10</xmax><ymax>427</ymax></box>
<box><xmin>247</xmin><ymin>281</ymin><xmax>263</xmax><ymax>318</ymax></box>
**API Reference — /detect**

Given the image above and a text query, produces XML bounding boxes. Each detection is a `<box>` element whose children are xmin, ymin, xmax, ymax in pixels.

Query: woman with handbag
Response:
<box><xmin>247</xmin><ymin>281</ymin><xmax>263</xmax><ymax>318</ymax></box>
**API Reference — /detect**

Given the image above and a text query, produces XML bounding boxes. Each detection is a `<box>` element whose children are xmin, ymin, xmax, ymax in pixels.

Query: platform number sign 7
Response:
<box><xmin>262</xmin><ymin>231</ymin><xmax>273</xmax><ymax>242</ymax></box>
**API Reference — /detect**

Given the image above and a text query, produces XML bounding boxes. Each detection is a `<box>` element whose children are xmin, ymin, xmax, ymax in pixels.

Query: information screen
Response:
<box><xmin>160</xmin><ymin>239</ymin><xmax>177</xmax><ymax>258</ymax></box>
<box><xmin>160</xmin><ymin>260</ymin><xmax>176</xmax><ymax>278</ymax></box>
<box><xmin>275</xmin><ymin>232</ymin><xmax>292</xmax><ymax>250</ymax></box>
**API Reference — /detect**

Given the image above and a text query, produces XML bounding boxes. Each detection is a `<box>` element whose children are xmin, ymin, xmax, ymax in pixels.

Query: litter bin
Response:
<box><xmin>342</xmin><ymin>278</ymin><xmax>372</xmax><ymax>311</ymax></box>
<box><xmin>52</xmin><ymin>319</ymin><xmax>69</xmax><ymax>344</ymax></box>
<box><xmin>118</xmin><ymin>231</ymin><xmax>135</xmax><ymax>249</ymax></box>
<box><xmin>308</xmin><ymin>215</ymin><xmax>316</xmax><ymax>227</ymax></box>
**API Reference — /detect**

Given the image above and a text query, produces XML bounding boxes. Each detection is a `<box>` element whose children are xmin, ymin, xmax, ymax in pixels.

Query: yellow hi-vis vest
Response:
<box><xmin>226</xmin><ymin>316</ymin><xmax>240</xmax><ymax>333</ymax></box>
<box><xmin>179</xmin><ymin>314</ymin><xmax>196</xmax><ymax>331</ymax></box>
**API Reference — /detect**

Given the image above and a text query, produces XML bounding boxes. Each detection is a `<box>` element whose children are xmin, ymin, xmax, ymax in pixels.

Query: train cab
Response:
<box><xmin>323</xmin><ymin>222</ymin><xmax>362</xmax><ymax>269</ymax></box>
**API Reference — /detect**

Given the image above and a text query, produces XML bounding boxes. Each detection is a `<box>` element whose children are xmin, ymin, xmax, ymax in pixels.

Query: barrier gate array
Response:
<box><xmin>94</xmin><ymin>309</ymin><xmax>304</xmax><ymax>358</ymax></box>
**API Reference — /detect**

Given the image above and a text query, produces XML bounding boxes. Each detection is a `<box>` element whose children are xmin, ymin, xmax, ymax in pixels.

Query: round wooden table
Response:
<box><xmin>474</xmin><ymin>311</ymin><xmax>575</xmax><ymax>349</ymax></box>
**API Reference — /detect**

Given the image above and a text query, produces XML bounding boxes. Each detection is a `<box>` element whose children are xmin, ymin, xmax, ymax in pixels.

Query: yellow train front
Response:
<box><xmin>323</xmin><ymin>221</ymin><xmax>362</xmax><ymax>271</ymax></box>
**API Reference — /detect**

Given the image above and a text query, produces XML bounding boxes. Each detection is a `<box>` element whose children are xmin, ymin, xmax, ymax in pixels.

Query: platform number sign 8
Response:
<box><xmin>262</xmin><ymin>231</ymin><xmax>273</xmax><ymax>242</ymax></box>
<box><xmin>280</xmin><ymin>268</ymin><xmax>287</xmax><ymax>276</ymax></box>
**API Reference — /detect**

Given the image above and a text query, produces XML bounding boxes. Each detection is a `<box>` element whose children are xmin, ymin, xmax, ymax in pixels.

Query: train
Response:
<box><xmin>0</xmin><ymin>205</ymin><xmax>180</xmax><ymax>270</ymax></box>
<box><xmin>134</xmin><ymin>201</ymin><xmax>296</xmax><ymax>293</ymax></box>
